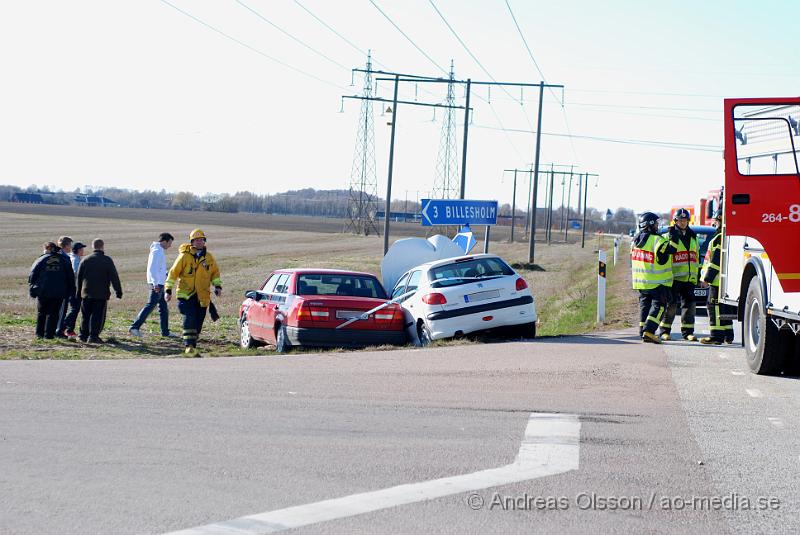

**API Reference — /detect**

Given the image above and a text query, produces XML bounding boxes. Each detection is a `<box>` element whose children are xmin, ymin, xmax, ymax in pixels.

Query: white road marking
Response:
<box><xmin>730</xmin><ymin>370</ymin><xmax>746</xmax><ymax>376</ymax></box>
<box><xmin>746</xmin><ymin>388</ymin><xmax>763</xmax><ymax>398</ymax></box>
<box><xmin>768</xmin><ymin>417</ymin><xmax>785</xmax><ymax>429</ymax></box>
<box><xmin>165</xmin><ymin>412</ymin><xmax>580</xmax><ymax>535</ymax></box>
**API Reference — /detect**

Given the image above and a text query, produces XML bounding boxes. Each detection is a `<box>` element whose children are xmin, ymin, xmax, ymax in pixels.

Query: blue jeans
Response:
<box><xmin>57</xmin><ymin>294</ymin><xmax>81</xmax><ymax>334</ymax></box>
<box><xmin>131</xmin><ymin>285</ymin><xmax>170</xmax><ymax>335</ymax></box>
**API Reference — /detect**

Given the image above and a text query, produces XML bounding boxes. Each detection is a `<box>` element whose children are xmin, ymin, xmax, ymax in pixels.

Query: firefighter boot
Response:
<box><xmin>642</xmin><ymin>332</ymin><xmax>662</xmax><ymax>344</ymax></box>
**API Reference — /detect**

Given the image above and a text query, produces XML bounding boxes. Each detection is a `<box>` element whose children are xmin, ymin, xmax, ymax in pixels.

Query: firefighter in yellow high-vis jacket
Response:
<box><xmin>165</xmin><ymin>229</ymin><xmax>222</xmax><ymax>356</ymax></box>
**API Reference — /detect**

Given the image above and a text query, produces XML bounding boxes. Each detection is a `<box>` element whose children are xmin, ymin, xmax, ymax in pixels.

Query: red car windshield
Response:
<box><xmin>297</xmin><ymin>274</ymin><xmax>387</xmax><ymax>299</ymax></box>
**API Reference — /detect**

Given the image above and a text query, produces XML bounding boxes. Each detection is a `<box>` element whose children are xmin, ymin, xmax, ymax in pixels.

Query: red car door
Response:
<box><xmin>263</xmin><ymin>273</ymin><xmax>290</xmax><ymax>345</ymax></box>
<box><xmin>248</xmin><ymin>273</ymin><xmax>280</xmax><ymax>342</ymax></box>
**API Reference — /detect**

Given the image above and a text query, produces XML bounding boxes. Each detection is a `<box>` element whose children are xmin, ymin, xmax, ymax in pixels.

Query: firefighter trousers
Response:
<box><xmin>638</xmin><ymin>286</ymin><xmax>669</xmax><ymax>336</ymax></box>
<box><xmin>177</xmin><ymin>294</ymin><xmax>207</xmax><ymax>348</ymax></box>
<box><xmin>707</xmin><ymin>285</ymin><xmax>734</xmax><ymax>342</ymax></box>
<box><xmin>658</xmin><ymin>280</ymin><xmax>697</xmax><ymax>337</ymax></box>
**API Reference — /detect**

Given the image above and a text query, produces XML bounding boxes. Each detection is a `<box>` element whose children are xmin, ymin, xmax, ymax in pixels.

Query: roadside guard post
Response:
<box><xmin>613</xmin><ymin>237</ymin><xmax>619</xmax><ymax>266</ymax></box>
<box><xmin>597</xmin><ymin>250</ymin><xmax>606</xmax><ymax>323</ymax></box>
<box><xmin>420</xmin><ymin>199</ymin><xmax>498</xmax><ymax>253</ymax></box>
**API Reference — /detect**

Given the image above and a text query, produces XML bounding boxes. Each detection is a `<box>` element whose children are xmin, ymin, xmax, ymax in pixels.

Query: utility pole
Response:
<box><xmin>511</xmin><ymin>169</ymin><xmax>517</xmax><ymax>242</ymax></box>
<box><xmin>564</xmin><ymin>166</ymin><xmax>574</xmax><ymax>242</ymax></box>
<box><xmin>580</xmin><ymin>172</ymin><xmax>600</xmax><ymax>248</ymax></box>
<box><xmin>345</xmin><ymin>69</ymin><xmax>562</xmax><ymax>258</ymax></box>
<box><xmin>505</xmin><ymin>168</ymin><xmax>526</xmax><ymax>243</ymax></box>
<box><xmin>546</xmin><ymin>165</ymin><xmax>555</xmax><ymax>245</ymax></box>
<box><xmin>528</xmin><ymin>81</ymin><xmax>545</xmax><ymax>264</ymax></box>
<box><xmin>383</xmin><ymin>75</ymin><xmax>399</xmax><ymax>255</ymax></box>
<box><xmin>345</xmin><ymin>53</ymin><xmax>380</xmax><ymax>236</ymax></box>
<box><xmin>433</xmin><ymin>60</ymin><xmax>460</xmax><ymax>200</ymax></box>
<box><xmin>460</xmin><ymin>78</ymin><xmax>471</xmax><ymax>199</ymax></box>
<box><xmin>525</xmin><ymin>165</ymin><xmax>532</xmax><ymax>237</ymax></box>
<box><xmin>560</xmin><ymin>175</ymin><xmax>566</xmax><ymax>233</ymax></box>
<box><xmin>343</xmin><ymin>68</ymin><xmax>470</xmax><ymax>255</ymax></box>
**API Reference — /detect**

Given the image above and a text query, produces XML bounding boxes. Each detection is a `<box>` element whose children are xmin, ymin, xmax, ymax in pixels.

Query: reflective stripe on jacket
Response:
<box><xmin>701</xmin><ymin>232</ymin><xmax>722</xmax><ymax>287</ymax></box>
<box><xmin>165</xmin><ymin>244</ymin><xmax>222</xmax><ymax>307</ymax></box>
<box><xmin>631</xmin><ymin>234</ymin><xmax>673</xmax><ymax>290</ymax></box>
<box><xmin>671</xmin><ymin>233</ymin><xmax>699</xmax><ymax>284</ymax></box>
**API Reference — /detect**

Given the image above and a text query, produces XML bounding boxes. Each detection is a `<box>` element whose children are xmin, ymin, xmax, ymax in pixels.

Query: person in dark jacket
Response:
<box><xmin>76</xmin><ymin>239</ymin><xmax>123</xmax><ymax>343</ymax></box>
<box><xmin>28</xmin><ymin>242</ymin><xmax>76</xmax><ymax>339</ymax></box>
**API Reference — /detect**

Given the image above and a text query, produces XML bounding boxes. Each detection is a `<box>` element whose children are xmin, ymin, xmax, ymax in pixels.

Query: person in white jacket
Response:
<box><xmin>129</xmin><ymin>233</ymin><xmax>174</xmax><ymax>337</ymax></box>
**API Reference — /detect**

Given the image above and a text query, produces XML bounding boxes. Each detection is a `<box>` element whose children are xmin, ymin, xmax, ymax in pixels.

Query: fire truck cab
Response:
<box><xmin>723</xmin><ymin>98</ymin><xmax>800</xmax><ymax>375</ymax></box>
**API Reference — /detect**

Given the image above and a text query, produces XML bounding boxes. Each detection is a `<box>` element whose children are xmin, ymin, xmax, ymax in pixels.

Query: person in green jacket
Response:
<box><xmin>631</xmin><ymin>212</ymin><xmax>678</xmax><ymax>344</ymax></box>
<box><xmin>700</xmin><ymin>210</ymin><xmax>734</xmax><ymax>345</ymax></box>
<box><xmin>657</xmin><ymin>208</ymin><xmax>701</xmax><ymax>341</ymax></box>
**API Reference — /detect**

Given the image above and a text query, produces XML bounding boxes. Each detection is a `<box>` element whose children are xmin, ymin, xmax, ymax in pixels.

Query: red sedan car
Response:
<box><xmin>238</xmin><ymin>269</ymin><xmax>407</xmax><ymax>352</ymax></box>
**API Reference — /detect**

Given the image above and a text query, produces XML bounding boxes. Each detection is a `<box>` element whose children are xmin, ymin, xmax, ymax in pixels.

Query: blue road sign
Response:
<box><xmin>420</xmin><ymin>199</ymin><xmax>498</xmax><ymax>226</ymax></box>
<box><xmin>452</xmin><ymin>225</ymin><xmax>477</xmax><ymax>254</ymax></box>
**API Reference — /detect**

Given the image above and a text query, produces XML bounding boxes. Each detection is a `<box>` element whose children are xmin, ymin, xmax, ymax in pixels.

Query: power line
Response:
<box><xmin>235</xmin><ymin>0</ymin><xmax>349</xmax><ymax>70</ymax></box>
<box><xmin>472</xmin><ymin>123</ymin><xmax>722</xmax><ymax>152</ymax></box>
<box><xmin>158</xmin><ymin>0</ymin><xmax>347</xmax><ymax>90</ymax></box>
<box><xmin>568</xmin><ymin>88</ymin><xmax>728</xmax><ymax>99</ymax></box>
<box><xmin>294</xmin><ymin>0</ymin><xmax>373</xmax><ymax>62</ymax></box>
<box><xmin>504</xmin><ymin>0</ymin><xmax>579</xmax><ymax>166</ymax></box>
<box><xmin>369</xmin><ymin>0</ymin><xmax>447</xmax><ymax>75</ymax></box>
<box><xmin>568</xmin><ymin>102</ymin><xmax>719</xmax><ymax>113</ymax></box>
<box><xmin>425</xmin><ymin>0</ymin><xmax>529</xmax><ymax>161</ymax></box>
<box><xmin>571</xmin><ymin>107</ymin><xmax>721</xmax><ymax>122</ymax></box>
<box><xmin>504</xmin><ymin>0</ymin><xmax>559</xmax><ymax>103</ymax></box>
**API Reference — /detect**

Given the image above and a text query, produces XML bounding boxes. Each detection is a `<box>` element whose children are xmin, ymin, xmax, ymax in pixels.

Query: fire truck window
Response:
<box><xmin>733</xmin><ymin>104</ymin><xmax>800</xmax><ymax>176</ymax></box>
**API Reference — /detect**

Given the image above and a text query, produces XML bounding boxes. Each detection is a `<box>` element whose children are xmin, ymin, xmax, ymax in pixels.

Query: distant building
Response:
<box><xmin>10</xmin><ymin>192</ymin><xmax>45</xmax><ymax>204</ymax></box>
<box><xmin>74</xmin><ymin>194</ymin><xmax>119</xmax><ymax>207</ymax></box>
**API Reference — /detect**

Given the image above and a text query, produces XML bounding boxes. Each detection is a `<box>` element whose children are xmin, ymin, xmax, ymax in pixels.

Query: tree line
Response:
<box><xmin>0</xmin><ymin>184</ymin><xmax>638</xmax><ymax>234</ymax></box>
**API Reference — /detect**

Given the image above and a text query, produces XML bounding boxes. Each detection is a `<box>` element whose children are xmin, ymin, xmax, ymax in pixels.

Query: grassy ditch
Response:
<box><xmin>529</xmin><ymin>236</ymin><xmax>635</xmax><ymax>337</ymax></box>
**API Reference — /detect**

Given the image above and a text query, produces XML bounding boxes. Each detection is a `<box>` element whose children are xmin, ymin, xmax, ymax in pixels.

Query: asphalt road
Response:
<box><xmin>1</xmin><ymin>318</ymin><xmax>797</xmax><ymax>534</ymax></box>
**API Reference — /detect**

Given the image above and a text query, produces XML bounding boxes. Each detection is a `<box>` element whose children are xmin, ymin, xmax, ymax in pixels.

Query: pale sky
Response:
<box><xmin>2</xmin><ymin>1</ymin><xmax>798</xmax><ymax>214</ymax></box>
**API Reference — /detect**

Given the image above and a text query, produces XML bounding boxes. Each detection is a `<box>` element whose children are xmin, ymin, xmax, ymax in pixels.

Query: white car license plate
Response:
<box><xmin>464</xmin><ymin>289</ymin><xmax>500</xmax><ymax>303</ymax></box>
<box><xmin>336</xmin><ymin>310</ymin><xmax>363</xmax><ymax>319</ymax></box>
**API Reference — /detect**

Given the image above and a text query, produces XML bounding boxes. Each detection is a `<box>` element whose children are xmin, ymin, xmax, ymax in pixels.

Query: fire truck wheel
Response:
<box><xmin>744</xmin><ymin>277</ymin><xmax>783</xmax><ymax>375</ymax></box>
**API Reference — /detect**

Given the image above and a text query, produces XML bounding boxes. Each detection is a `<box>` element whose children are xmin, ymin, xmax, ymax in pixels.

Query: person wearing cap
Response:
<box><xmin>657</xmin><ymin>208</ymin><xmax>700</xmax><ymax>342</ymax></box>
<box><xmin>29</xmin><ymin>241</ymin><xmax>75</xmax><ymax>339</ymax></box>
<box><xmin>700</xmin><ymin>210</ymin><xmax>734</xmax><ymax>345</ymax></box>
<box><xmin>129</xmin><ymin>232</ymin><xmax>175</xmax><ymax>338</ymax></box>
<box><xmin>164</xmin><ymin>229</ymin><xmax>222</xmax><ymax>357</ymax></box>
<box><xmin>57</xmin><ymin>241</ymin><xmax>87</xmax><ymax>338</ymax></box>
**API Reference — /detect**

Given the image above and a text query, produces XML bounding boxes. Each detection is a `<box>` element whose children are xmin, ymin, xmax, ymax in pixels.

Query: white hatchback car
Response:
<box><xmin>391</xmin><ymin>254</ymin><xmax>537</xmax><ymax>344</ymax></box>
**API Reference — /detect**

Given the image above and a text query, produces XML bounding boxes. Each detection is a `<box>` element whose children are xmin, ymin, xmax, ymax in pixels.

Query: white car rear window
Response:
<box><xmin>429</xmin><ymin>258</ymin><xmax>514</xmax><ymax>288</ymax></box>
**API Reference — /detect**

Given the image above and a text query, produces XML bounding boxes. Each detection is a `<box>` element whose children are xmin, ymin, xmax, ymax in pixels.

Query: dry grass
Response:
<box><xmin>0</xmin><ymin>206</ymin><xmax>633</xmax><ymax>359</ymax></box>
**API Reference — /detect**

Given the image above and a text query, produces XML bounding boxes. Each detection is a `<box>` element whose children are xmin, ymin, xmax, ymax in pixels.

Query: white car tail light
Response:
<box><xmin>422</xmin><ymin>293</ymin><xmax>447</xmax><ymax>305</ymax></box>
<box><xmin>515</xmin><ymin>277</ymin><xmax>528</xmax><ymax>291</ymax></box>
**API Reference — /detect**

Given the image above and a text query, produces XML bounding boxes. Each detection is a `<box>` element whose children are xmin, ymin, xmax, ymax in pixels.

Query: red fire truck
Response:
<box><xmin>722</xmin><ymin>98</ymin><xmax>800</xmax><ymax>375</ymax></box>
<box><xmin>697</xmin><ymin>189</ymin><xmax>721</xmax><ymax>226</ymax></box>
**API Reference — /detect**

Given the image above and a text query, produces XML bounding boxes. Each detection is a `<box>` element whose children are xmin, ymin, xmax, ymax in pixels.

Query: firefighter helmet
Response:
<box><xmin>189</xmin><ymin>228</ymin><xmax>207</xmax><ymax>240</ymax></box>
<box><xmin>673</xmin><ymin>208</ymin><xmax>691</xmax><ymax>221</ymax></box>
<box><xmin>638</xmin><ymin>211</ymin><xmax>659</xmax><ymax>230</ymax></box>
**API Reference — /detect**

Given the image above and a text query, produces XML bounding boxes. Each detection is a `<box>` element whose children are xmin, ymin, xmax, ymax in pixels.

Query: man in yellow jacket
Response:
<box><xmin>165</xmin><ymin>229</ymin><xmax>222</xmax><ymax>356</ymax></box>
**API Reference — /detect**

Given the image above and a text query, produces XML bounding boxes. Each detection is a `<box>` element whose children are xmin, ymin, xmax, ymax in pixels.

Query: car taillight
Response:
<box><xmin>515</xmin><ymin>277</ymin><xmax>528</xmax><ymax>291</ymax></box>
<box><xmin>297</xmin><ymin>302</ymin><xmax>329</xmax><ymax>324</ymax></box>
<box><xmin>374</xmin><ymin>305</ymin><xmax>400</xmax><ymax>324</ymax></box>
<box><xmin>422</xmin><ymin>293</ymin><xmax>447</xmax><ymax>305</ymax></box>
